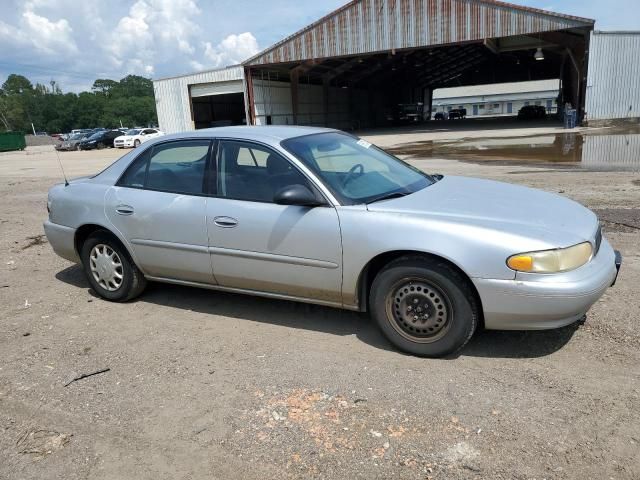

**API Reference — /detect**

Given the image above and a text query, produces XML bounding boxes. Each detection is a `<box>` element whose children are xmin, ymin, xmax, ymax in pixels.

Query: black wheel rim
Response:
<box><xmin>384</xmin><ymin>277</ymin><xmax>453</xmax><ymax>343</ymax></box>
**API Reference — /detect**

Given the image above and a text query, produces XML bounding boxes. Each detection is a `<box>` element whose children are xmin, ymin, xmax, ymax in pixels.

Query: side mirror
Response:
<box><xmin>273</xmin><ymin>184</ymin><xmax>324</xmax><ymax>207</ymax></box>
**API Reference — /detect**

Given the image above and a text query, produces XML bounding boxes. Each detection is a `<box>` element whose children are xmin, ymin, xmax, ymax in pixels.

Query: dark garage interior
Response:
<box><xmin>191</xmin><ymin>92</ymin><xmax>246</xmax><ymax>129</ymax></box>
<box><xmin>242</xmin><ymin>0</ymin><xmax>594</xmax><ymax>129</ymax></box>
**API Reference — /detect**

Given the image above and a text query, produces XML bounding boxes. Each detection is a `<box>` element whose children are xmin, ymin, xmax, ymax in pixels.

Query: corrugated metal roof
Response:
<box><xmin>244</xmin><ymin>0</ymin><xmax>594</xmax><ymax>66</ymax></box>
<box><xmin>153</xmin><ymin>65</ymin><xmax>244</xmax><ymax>83</ymax></box>
<box><xmin>433</xmin><ymin>79</ymin><xmax>559</xmax><ymax>99</ymax></box>
<box><xmin>586</xmin><ymin>31</ymin><xmax>640</xmax><ymax>121</ymax></box>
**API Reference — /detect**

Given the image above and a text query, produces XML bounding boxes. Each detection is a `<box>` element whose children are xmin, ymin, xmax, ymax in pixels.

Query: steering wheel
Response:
<box><xmin>342</xmin><ymin>163</ymin><xmax>364</xmax><ymax>187</ymax></box>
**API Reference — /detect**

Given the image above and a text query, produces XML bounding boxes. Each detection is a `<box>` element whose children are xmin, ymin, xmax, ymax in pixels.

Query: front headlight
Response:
<box><xmin>507</xmin><ymin>242</ymin><xmax>593</xmax><ymax>273</ymax></box>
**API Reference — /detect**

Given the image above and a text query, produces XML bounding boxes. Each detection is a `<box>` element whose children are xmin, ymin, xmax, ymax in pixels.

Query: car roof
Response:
<box><xmin>160</xmin><ymin>125</ymin><xmax>338</xmax><ymax>144</ymax></box>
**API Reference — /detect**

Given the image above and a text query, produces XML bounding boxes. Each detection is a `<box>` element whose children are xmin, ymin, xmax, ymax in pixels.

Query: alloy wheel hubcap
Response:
<box><xmin>386</xmin><ymin>280</ymin><xmax>452</xmax><ymax>343</ymax></box>
<box><xmin>89</xmin><ymin>244</ymin><xmax>124</xmax><ymax>292</ymax></box>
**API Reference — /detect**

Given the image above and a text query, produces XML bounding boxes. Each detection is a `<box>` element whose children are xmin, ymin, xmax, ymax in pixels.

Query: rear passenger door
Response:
<box><xmin>206</xmin><ymin>140</ymin><xmax>343</xmax><ymax>304</ymax></box>
<box><xmin>106</xmin><ymin>139</ymin><xmax>215</xmax><ymax>284</ymax></box>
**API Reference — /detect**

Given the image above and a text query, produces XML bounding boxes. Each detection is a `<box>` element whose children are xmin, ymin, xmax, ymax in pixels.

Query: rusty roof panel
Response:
<box><xmin>245</xmin><ymin>0</ymin><xmax>593</xmax><ymax>66</ymax></box>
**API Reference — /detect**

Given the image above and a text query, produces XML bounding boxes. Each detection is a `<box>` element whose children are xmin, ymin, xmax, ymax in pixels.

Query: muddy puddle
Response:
<box><xmin>386</xmin><ymin>125</ymin><xmax>640</xmax><ymax>171</ymax></box>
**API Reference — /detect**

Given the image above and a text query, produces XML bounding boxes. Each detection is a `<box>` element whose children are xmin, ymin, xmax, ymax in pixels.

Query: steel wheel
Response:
<box><xmin>385</xmin><ymin>277</ymin><xmax>453</xmax><ymax>344</ymax></box>
<box><xmin>89</xmin><ymin>244</ymin><xmax>124</xmax><ymax>292</ymax></box>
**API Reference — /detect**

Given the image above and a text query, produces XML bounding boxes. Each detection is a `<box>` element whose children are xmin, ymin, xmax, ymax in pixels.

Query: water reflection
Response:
<box><xmin>386</xmin><ymin>126</ymin><xmax>640</xmax><ymax>172</ymax></box>
<box><xmin>582</xmin><ymin>133</ymin><xmax>640</xmax><ymax>171</ymax></box>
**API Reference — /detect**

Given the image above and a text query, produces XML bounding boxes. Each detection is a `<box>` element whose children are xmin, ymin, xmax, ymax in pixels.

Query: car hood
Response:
<box><xmin>366</xmin><ymin>175</ymin><xmax>598</xmax><ymax>248</ymax></box>
<box><xmin>116</xmin><ymin>135</ymin><xmax>133</xmax><ymax>140</ymax></box>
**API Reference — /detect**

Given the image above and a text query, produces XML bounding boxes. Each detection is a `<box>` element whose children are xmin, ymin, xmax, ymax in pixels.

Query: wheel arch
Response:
<box><xmin>355</xmin><ymin>250</ymin><xmax>484</xmax><ymax>326</ymax></box>
<box><xmin>74</xmin><ymin>224</ymin><xmax>140</xmax><ymax>269</ymax></box>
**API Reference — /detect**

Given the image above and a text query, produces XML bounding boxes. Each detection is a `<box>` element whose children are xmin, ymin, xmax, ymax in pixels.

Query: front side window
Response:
<box><xmin>118</xmin><ymin>140</ymin><xmax>211</xmax><ymax>195</ymax></box>
<box><xmin>282</xmin><ymin>132</ymin><xmax>434</xmax><ymax>205</ymax></box>
<box><xmin>217</xmin><ymin>140</ymin><xmax>311</xmax><ymax>203</ymax></box>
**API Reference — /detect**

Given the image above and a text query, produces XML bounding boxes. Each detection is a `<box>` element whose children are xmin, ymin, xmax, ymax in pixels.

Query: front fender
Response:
<box><xmin>338</xmin><ymin>207</ymin><xmax>526</xmax><ymax>307</ymax></box>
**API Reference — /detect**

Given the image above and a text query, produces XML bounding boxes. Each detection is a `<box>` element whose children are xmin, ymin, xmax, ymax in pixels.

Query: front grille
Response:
<box><xmin>594</xmin><ymin>224</ymin><xmax>602</xmax><ymax>254</ymax></box>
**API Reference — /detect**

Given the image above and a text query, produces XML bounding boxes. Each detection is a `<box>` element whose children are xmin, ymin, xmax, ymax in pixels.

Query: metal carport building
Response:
<box><xmin>155</xmin><ymin>0</ymin><xmax>595</xmax><ymax>133</ymax></box>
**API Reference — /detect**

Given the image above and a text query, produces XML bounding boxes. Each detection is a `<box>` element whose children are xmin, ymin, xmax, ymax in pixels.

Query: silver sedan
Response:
<box><xmin>44</xmin><ymin>126</ymin><xmax>621</xmax><ymax>357</ymax></box>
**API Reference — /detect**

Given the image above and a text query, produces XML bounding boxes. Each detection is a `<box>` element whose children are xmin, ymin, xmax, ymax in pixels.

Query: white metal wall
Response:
<box><xmin>153</xmin><ymin>66</ymin><xmax>245</xmax><ymax>133</ymax></box>
<box><xmin>586</xmin><ymin>31</ymin><xmax>640</xmax><ymax>122</ymax></box>
<box><xmin>253</xmin><ymin>79</ymin><xmax>355</xmax><ymax>129</ymax></box>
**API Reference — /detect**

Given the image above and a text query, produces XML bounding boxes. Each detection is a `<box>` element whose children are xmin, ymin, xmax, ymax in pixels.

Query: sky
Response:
<box><xmin>0</xmin><ymin>0</ymin><xmax>638</xmax><ymax>93</ymax></box>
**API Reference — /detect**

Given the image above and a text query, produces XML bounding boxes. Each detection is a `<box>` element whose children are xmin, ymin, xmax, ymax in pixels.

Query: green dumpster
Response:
<box><xmin>0</xmin><ymin>131</ymin><xmax>26</xmax><ymax>152</ymax></box>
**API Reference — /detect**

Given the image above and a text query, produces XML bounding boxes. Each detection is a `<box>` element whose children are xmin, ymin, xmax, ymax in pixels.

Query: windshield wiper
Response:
<box><xmin>366</xmin><ymin>192</ymin><xmax>410</xmax><ymax>204</ymax></box>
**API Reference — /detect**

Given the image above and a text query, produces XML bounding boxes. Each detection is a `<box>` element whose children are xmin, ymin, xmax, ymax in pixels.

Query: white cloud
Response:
<box><xmin>0</xmin><ymin>5</ymin><xmax>78</xmax><ymax>56</ymax></box>
<box><xmin>107</xmin><ymin>0</ymin><xmax>202</xmax><ymax>76</ymax></box>
<box><xmin>21</xmin><ymin>11</ymin><xmax>77</xmax><ymax>55</ymax></box>
<box><xmin>203</xmin><ymin>32</ymin><xmax>260</xmax><ymax>67</ymax></box>
<box><xmin>189</xmin><ymin>60</ymin><xmax>205</xmax><ymax>71</ymax></box>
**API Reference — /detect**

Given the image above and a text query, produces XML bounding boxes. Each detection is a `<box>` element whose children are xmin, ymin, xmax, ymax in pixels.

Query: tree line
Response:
<box><xmin>0</xmin><ymin>74</ymin><xmax>158</xmax><ymax>134</ymax></box>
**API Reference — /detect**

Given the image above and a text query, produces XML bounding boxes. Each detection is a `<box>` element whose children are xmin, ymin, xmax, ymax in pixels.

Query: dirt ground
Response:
<box><xmin>1</xmin><ymin>126</ymin><xmax>639</xmax><ymax>479</ymax></box>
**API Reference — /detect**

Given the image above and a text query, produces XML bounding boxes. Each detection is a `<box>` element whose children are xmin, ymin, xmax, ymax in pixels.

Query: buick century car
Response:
<box><xmin>44</xmin><ymin>126</ymin><xmax>621</xmax><ymax>357</ymax></box>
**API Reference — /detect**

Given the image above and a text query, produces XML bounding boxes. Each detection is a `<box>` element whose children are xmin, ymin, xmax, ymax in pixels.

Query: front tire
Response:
<box><xmin>370</xmin><ymin>256</ymin><xmax>478</xmax><ymax>357</ymax></box>
<box><xmin>80</xmin><ymin>231</ymin><xmax>147</xmax><ymax>302</ymax></box>
<box><xmin>133</xmin><ymin>139</ymin><xmax>141</xmax><ymax>148</ymax></box>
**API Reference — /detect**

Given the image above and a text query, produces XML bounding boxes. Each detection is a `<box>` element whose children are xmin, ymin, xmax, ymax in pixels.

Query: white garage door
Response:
<box><xmin>190</xmin><ymin>80</ymin><xmax>244</xmax><ymax>98</ymax></box>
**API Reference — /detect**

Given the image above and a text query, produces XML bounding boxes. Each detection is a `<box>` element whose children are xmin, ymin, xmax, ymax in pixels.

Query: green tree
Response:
<box><xmin>92</xmin><ymin>79</ymin><xmax>118</xmax><ymax>96</ymax></box>
<box><xmin>0</xmin><ymin>73</ymin><xmax>158</xmax><ymax>133</ymax></box>
<box><xmin>113</xmin><ymin>75</ymin><xmax>154</xmax><ymax>98</ymax></box>
<box><xmin>1</xmin><ymin>74</ymin><xmax>33</xmax><ymax>95</ymax></box>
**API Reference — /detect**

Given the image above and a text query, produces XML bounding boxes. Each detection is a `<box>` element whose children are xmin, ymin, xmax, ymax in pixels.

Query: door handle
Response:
<box><xmin>115</xmin><ymin>205</ymin><xmax>134</xmax><ymax>216</ymax></box>
<box><xmin>213</xmin><ymin>216</ymin><xmax>238</xmax><ymax>228</ymax></box>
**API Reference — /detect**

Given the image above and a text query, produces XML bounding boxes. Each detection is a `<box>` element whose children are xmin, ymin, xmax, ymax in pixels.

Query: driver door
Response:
<box><xmin>206</xmin><ymin>140</ymin><xmax>343</xmax><ymax>304</ymax></box>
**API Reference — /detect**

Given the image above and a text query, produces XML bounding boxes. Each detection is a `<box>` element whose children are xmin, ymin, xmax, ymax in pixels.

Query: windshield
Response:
<box><xmin>281</xmin><ymin>132</ymin><xmax>434</xmax><ymax>205</ymax></box>
<box><xmin>69</xmin><ymin>133</ymin><xmax>84</xmax><ymax>140</ymax></box>
<box><xmin>125</xmin><ymin>129</ymin><xmax>142</xmax><ymax>135</ymax></box>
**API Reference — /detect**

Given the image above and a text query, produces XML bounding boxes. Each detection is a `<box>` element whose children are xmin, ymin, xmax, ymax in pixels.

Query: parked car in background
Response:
<box><xmin>71</xmin><ymin>129</ymin><xmax>93</xmax><ymax>135</ymax></box>
<box><xmin>43</xmin><ymin>126</ymin><xmax>621</xmax><ymax>357</ymax></box>
<box><xmin>518</xmin><ymin>105</ymin><xmax>547</xmax><ymax>120</ymax></box>
<box><xmin>434</xmin><ymin>112</ymin><xmax>446</xmax><ymax>120</ymax></box>
<box><xmin>449</xmin><ymin>108</ymin><xmax>467</xmax><ymax>119</ymax></box>
<box><xmin>387</xmin><ymin>103</ymin><xmax>425</xmax><ymax>124</ymax></box>
<box><xmin>55</xmin><ymin>132</ymin><xmax>92</xmax><ymax>151</ymax></box>
<box><xmin>78</xmin><ymin>130</ymin><xmax>122</xmax><ymax>150</ymax></box>
<box><xmin>113</xmin><ymin>128</ymin><xmax>164</xmax><ymax>148</ymax></box>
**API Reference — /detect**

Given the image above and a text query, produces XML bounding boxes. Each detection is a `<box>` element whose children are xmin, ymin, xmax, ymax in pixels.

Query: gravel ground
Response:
<box><xmin>1</xmin><ymin>131</ymin><xmax>639</xmax><ymax>479</ymax></box>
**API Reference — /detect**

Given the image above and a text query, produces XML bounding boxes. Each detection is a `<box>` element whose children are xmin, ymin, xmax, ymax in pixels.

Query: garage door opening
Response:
<box><xmin>191</xmin><ymin>92</ymin><xmax>246</xmax><ymax>129</ymax></box>
<box><xmin>247</xmin><ymin>31</ymin><xmax>587</xmax><ymax>131</ymax></box>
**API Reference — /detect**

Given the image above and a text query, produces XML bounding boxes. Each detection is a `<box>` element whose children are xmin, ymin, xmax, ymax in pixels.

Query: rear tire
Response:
<box><xmin>370</xmin><ymin>256</ymin><xmax>478</xmax><ymax>357</ymax></box>
<box><xmin>80</xmin><ymin>231</ymin><xmax>146</xmax><ymax>302</ymax></box>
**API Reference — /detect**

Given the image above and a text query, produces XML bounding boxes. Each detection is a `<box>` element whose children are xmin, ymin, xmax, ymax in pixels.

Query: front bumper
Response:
<box><xmin>43</xmin><ymin>220</ymin><xmax>79</xmax><ymax>263</ymax></box>
<box><xmin>474</xmin><ymin>238</ymin><xmax>620</xmax><ymax>330</ymax></box>
<box><xmin>114</xmin><ymin>140</ymin><xmax>134</xmax><ymax>148</ymax></box>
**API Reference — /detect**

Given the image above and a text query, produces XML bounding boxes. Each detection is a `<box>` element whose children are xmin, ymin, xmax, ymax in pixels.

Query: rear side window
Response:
<box><xmin>118</xmin><ymin>150</ymin><xmax>149</xmax><ymax>188</ymax></box>
<box><xmin>117</xmin><ymin>140</ymin><xmax>211</xmax><ymax>195</ymax></box>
